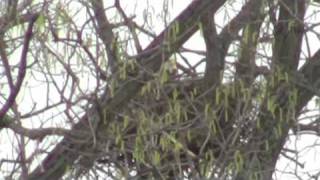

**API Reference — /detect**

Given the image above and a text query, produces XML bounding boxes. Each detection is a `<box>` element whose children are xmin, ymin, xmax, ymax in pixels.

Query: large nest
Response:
<box><xmin>95</xmin><ymin>76</ymin><xmax>260</xmax><ymax>178</ymax></box>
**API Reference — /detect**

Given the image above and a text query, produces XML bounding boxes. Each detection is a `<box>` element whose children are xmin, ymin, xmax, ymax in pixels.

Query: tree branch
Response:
<box><xmin>201</xmin><ymin>0</ymin><xmax>266</xmax><ymax>88</ymax></box>
<box><xmin>235</xmin><ymin>0</ymin><xmax>306</xmax><ymax>179</ymax></box>
<box><xmin>201</xmin><ymin>12</ymin><xmax>223</xmax><ymax>88</ymax></box>
<box><xmin>235</xmin><ymin>4</ymin><xmax>265</xmax><ymax>85</ymax></box>
<box><xmin>0</xmin><ymin>14</ymin><xmax>38</xmax><ymax>119</ymax></box>
<box><xmin>27</xmin><ymin>0</ymin><xmax>227</xmax><ymax>179</ymax></box>
<box><xmin>90</xmin><ymin>0</ymin><xmax>118</xmax><ymax>74</ymax></box>
<box><xmin>8</xmin><ymin>123</ymin><xmax>69</xmax><ymax>140</ymax></box>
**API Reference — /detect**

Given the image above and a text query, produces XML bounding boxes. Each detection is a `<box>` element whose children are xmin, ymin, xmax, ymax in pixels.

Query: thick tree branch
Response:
<box><xmin>218</xmin><ymin>0</ymin><xmax>265</xmax><ymax>54</ymax></box>
<box><xmin>297</xmin><ymin>49</ymin><xmax>320</xmax><ymax>109</ymax></box>
<box><xmin>235</xmin><ymin>0</ymin><xmax>306</xmax><ymax>179</ymax></box>
<box><xmin>235</xmin><ymin>5</ymin><xmax>265</xmax><ymax>85</ymax></box>
<box><xmin>272</xmin><ymin>0</ymin><xmax>306</xmax><ymax>71</ymax></box>
<box><xmin>201</xmin><ymin>0</ymin><xmax>266</xmax><ymax>88</ymax></box>
<box><xmin>8</xmin><ymin>123</ymin><xmax>69</xmax><ymax>140</ymax></box>
<box><xmin>292</xmin><ymin>123</ymin><xmax>320</xmax><ymax>135</ymax></box>
<box><xmin>201</xmin><ymin>12</ymin><xmax>224</xmax><ymax>88</ymax></box>
<box><xmin>27</xmin><ymin>1</ymin><xmax>227</xmax><ymax>179</ymax></box>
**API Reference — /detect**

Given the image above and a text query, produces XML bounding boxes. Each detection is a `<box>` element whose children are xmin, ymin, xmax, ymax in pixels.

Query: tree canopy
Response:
<box><xmin>1</xmin><ymin>0</ymin><xmax>320</xmax><ymax>179</ymax></box>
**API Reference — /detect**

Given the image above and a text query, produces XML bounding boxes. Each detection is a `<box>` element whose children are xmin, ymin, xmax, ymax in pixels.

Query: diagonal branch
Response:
<box><xmin>0</xmin><ymin>14</ymin><xmax>38</xmax><ymax>119</ymax></box>
<box><xmin>8</xmin><ymin>123</ymin><xmax>69</xmax><ymax>140</ymax></box>
<box><xmin>115</xmin><ymin>0</ymin><xmax>143</xmax><ymax>53</ymax></box>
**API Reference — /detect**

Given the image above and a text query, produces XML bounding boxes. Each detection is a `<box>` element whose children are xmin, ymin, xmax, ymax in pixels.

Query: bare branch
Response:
<box><xmin>0</xmin><ymin>14</ymin><xmax>38</xmax><ymax>119</ymax></box>
<box><xmin>90</xmin><ymin>0</ymin><xmax>118</xmax><ymax>74</ymax></box>
<box><xmin>9</xmin><ymin>123</ymin><xmax>69</xmax><ymax>140</ymax></box>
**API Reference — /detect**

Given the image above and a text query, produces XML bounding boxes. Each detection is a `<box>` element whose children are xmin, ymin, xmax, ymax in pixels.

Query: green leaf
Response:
<box><xmin>265</xmin><ymin>141</ymin><xmax>270</xmax><ymax>151</ymax></box>
<box><xmin>198</xmin><ymin>22</ymin><xmax>204</xmax><ymax>36</ymax></box>
<box><xmin>160</xmin><ymin>68</ymin><xmax>169</xmax><ymax>84</ymax></box>
<box><xmin>256</xmin><ymin>119</ymin><xmax>261</xmax><ymax>129</ymax></box>
<box><xmin>210</xmin><ymin>118</ymin><xmax>217</xmax><ymax>135</ymax></box>
<box><xmin>204</xmin><ymin>103</ymin><xmax>210</xmax><ymax>119</ymax></box>
<box><xmin>174</xmin><ymin>21</ymin><xmax>180</xmax><ymax>34</ymax></box>
<box><xmin>187</xmin><ymin>130</ymin><xmax>192</xmax><ymax>142</ymax></box>
<box><xmin>36</xmin><ymin>14</ymin><xmax>46</xmax><ymax>28</ymax></box>
<box><xmin>152</xmin><ymin>151</ymin><xmax>161</xmax><ymax>165</ymax></box>
<box><xmin>234</xmin><ymin>150</ymin><xmax>243</xmax><ymax>172</ymax></box>
<box><xmin>123</xmin><ymin>115</ymin><xmax>129</xmax><ymax>130</ymax></box>
<box><xmin>279</xmin><ymin>108</ymin><xmax>284</xmax><ymax>122</ymax></box>
<box><xmin>215</xmin><ymin>89</ymin><xmax>221</xmax><ymax>105</ymax></box>
<box><xmin>174</xmin><ymin>101</ymin><xmax>181</xmax><ymax>121</ymax></box>
<box><xmin>173</xmin><ymin>88</ymin><xmax>179</xmax><ymax>100</ymax></box>
<box><xmin>285</xmin><ymin>72</ymin><xmax>289</xmax><ymax>83</ymax></box>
